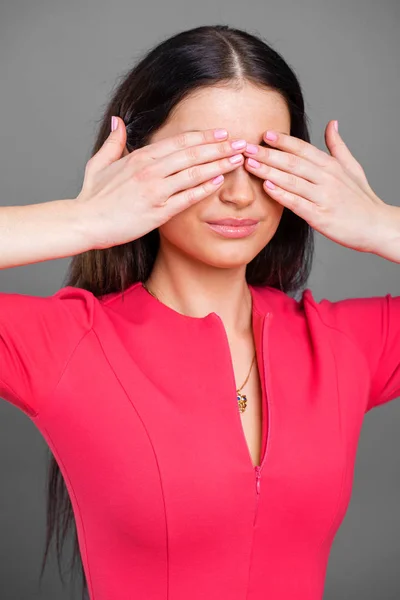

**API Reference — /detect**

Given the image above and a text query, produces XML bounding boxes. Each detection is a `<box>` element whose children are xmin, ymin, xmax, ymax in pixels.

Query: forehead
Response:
<box><xmin>162</xmin><ymin>83</ymin><xmax>291</xmax><ymax>140</ymax></box>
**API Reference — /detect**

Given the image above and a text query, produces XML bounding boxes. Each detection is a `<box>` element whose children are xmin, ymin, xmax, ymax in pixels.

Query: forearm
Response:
<box><xmin>0</xmin><ymin>199</ymin><xmax>93</xmax><ymax>269</ymax></box>
<box><xmin>372</xmin><ymin>204</ymin><xmax>400</xmax><ymax>264</ymax></box>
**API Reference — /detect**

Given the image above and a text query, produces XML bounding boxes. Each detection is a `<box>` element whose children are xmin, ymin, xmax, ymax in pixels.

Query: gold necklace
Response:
<box><xmin>142</xmin><ymin>281</ymin><xmax>256</xmax><ymax>413</ymax></box>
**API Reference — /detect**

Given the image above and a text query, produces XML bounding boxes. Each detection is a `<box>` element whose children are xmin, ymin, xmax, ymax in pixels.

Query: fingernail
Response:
<box><xmin>265</xmin><ymin>131</ymin><xmax>278</xmax><ymax>141</ymax></box>
<box><xmin>334</xmin><ymin>120</ymin><xmax>339</xmax><ymax>132</ymax></box>
<box><xmin>229</xmin><ymin>153</ymin><xmax>244</xmax><ymax>164</ymax></box>
<box><xmin>231</xmin><ymin>139</ymin><xmax>247</xmax><ymax>150</ymax></box>
<box><xmin>246</xmin><ymin>143</ymin><xmax>259</xmax><ymax>154</ymax></box>
<box><xmin>111</xmin><ymin>116</ymin><xmax>118</xmax><ymax>132</ymax></box>
<box><xmin>214</xmin><ymin>129</ymin><xmax>228</xmax><ymax>139</ymax></box>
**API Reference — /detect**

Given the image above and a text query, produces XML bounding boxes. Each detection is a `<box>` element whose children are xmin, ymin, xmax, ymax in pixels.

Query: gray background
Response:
<box><xmin>0</xmin><ymin>0</ymin><xmax>399</xmax><ymax>598</ymax></box>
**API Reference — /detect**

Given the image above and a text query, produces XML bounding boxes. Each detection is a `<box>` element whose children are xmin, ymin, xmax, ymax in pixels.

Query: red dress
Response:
<box><xmin>1</xmin><ymin>281</ymin><xmax>399</xmax><ymax>599</ymax></box>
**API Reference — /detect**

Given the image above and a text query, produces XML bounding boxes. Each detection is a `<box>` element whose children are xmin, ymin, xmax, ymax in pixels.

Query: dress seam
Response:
<box><xmin>304</xmin><ymin>292</ymin><xmax>373</xmax><ymax>413</ymax></box>
<box><xmin>90</xmin><ymin>325</ymin><xmax>170</xmax><ymax>598</ymax></box>
<box><xmin>305</xmin><ymin>300</ymin><xmax>348</xmax><ymax>551</ymax></box>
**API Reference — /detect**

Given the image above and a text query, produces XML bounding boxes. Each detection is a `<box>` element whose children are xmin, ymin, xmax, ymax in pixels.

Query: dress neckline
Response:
<box><xmin>137</xmin><ymin>281</ymin><xmax>268</xmax><ymax>322</ymax></box>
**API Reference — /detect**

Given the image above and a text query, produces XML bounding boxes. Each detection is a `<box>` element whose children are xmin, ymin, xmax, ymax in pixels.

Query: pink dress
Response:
<box><xmin>1</xmin><ymin>281</ymin><xmax>399</xmax><ymax>599</ymax></box>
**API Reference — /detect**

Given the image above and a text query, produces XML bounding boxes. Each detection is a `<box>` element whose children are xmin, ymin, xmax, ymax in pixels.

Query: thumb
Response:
<box><xmin>92</xmin><ymin>116</ymin><xmax>127</xmax><ymax>171</ymax></box>
<box><xmin>325</xmin><ymin>119</ymin><xmax>355</xmax><ymax>164</ymax></box>
<box><xmin>325</xmin><ymin>119</ymin><xmax>369</xmax><ymax>184</ymax></box>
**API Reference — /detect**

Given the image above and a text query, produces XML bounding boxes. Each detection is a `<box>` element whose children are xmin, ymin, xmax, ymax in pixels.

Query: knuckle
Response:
<box><xmin>134</xmin><ymin>164</ymin><xmax>152</xmax><ymax>182</ymax></box>
<box><xmin>131</xmin><ymin>145</ymin><xmax>147</xmax><ymax>161</ymax></box>
<box><xmin>287</xmin><ymin>152</ymin><xmax>301</xmax><ymax>170</ymax></box>
<box><xmin>185</xmin><ymin>186</ymin><xmax>198</xmax><ymax>205</ymax></box>
<box><xmin>185</xmin><ymin>145</ymin><xmax>200</xmax><ymax>162</ymax></box>
<box><xmin>187</xmin><ymin>165</ymin><xmax>199</xmax><ymax>182</ymax></box>
<box><xmin>287</xmin><ymin>173</ymin><xmax>298</xmax><ymax>188</ymax></box>
<box><xmin>175</xmin><ymin>132</ymin><xmax>189</xmax><ymax>149</ymax></box>
<box><xmin>219</xmin><ymin>141</ymin><xmax>231</xmax><ymax>156</ymax></box>
<box><xmin>296</xmin><ymin>142</ymin><xmax>308</xmax><ymax>158</ymax></box>
<box><xmin>263</xmin><ymin>147</ymin><xmax>272</xmax><ymax>161</ymax></box>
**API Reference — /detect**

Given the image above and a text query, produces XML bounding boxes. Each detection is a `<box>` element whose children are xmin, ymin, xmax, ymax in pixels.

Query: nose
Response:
<box><xmin>218</xmin><ymin>163</ymin><xmax>256</xmax><ymax>208</ymax></box>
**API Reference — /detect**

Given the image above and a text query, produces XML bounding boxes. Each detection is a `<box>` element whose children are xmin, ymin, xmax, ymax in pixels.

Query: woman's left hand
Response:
<box><xmin>243</xmin><ymin>120</ymin><xmax>390</xmax><ymax>254</ymax></box>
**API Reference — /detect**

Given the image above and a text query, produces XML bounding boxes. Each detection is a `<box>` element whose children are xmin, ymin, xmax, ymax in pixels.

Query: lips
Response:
<box><xmin>206</xmin><ymin>218</ymin><xmax>259</xmax><ymax>226</ymax></box>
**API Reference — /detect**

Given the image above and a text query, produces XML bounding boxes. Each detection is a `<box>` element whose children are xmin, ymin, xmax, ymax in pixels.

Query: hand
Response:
<box><xmin>75</xmin><ymin>118</ymin><xmax>246</xmax><ymax>250</ymax></box>
<box><xmin>242</xmin><ymin>120</ymin><xmax>389</xmax><ymax>254</ymax></box>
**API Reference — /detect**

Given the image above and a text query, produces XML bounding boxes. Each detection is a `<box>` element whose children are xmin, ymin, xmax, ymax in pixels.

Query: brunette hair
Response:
<box><xmin>38</xmin><ymin>24</ymin><xmax>314</xmax><ymax>599</ymax></box>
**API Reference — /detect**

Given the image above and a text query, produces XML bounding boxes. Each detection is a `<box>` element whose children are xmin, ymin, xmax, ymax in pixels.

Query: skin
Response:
<box><xmin>143</xmin><ymin>81</ymin><xmax>291</xmax><ymax>340</ymax></box>
<box><xmin>119</xmin><ymin>82</ymin><xmax>390</xmax><ymax>465</ymax></box>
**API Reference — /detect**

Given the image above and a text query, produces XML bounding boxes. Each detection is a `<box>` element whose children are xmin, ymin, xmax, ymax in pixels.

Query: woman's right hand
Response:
<box><xmin>75</xmin><ymin>116</ymin><xmax>247</xmax><ymax>250</ymax></box>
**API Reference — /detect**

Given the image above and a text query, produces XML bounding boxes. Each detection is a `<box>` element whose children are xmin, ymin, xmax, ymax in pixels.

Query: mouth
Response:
<box><xmin>205</xmin><ymin>219</ymin><xmax>260</xmax><ymax>239</ymax></box>
<box><xmin>206</xmin><ymin>218</ymin><xmax>260</xmax><ymax>226</ymax></box>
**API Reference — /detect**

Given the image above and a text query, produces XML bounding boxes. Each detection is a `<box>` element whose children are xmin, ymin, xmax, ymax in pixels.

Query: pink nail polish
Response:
<box><xmin>214</xmin><ymin>129</ymin><xmax>228</xmax><ymax>139</ymax></box>
<box><xmin>246</xmin><ymin>143</ymin><xmax>259</xmax><ymax>154</ymax></box>
<box><xmin>265</xmin><ymin>131</ymin><xmax>278</xmax><ymax>141</ymax></box>
<box><xmin>229</xmin><ymin>153</ymin><xmax>244</xmax><ymax>164</ymax></box>
<box><xmin>231</xmin><ymin>139</ymin><xmax>247</xmax><ymax>150</ymax></box>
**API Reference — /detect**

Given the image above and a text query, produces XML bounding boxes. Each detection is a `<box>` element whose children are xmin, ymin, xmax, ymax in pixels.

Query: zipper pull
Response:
<box><xmin>255</xmin><ymin>466</ymin><xmax>261</xmax><ymax>494</ymax></box>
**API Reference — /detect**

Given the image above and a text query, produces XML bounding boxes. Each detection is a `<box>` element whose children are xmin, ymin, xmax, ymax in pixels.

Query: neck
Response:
<box><xmin>145</xmin><ymin>253</ymin><xmax>253</xmax><ymax>338</ymax></box>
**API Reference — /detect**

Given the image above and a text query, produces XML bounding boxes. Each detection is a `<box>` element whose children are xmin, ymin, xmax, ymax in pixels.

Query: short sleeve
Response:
<box><xmin>309</xmin><ymin>290</ymin><xmax>400</xmax><ymax>412</ymax></box>
<box><xmin>0</xmin><ymin>285</ymin><xmax>94</xmax><ymax>418</ymax></box>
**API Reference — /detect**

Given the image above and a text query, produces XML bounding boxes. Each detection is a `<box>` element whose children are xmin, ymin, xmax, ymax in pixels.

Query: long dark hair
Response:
<box><xmin>38</xmin><ymin>24</ymin><xmax>314</xmax><ymax>599</ymax></box>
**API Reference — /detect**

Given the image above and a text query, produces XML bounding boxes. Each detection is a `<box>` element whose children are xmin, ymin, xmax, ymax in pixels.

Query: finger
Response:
<box><xmin>263</xmin><ymin>180</ymin><xmax>316</xmax><ymax>223</ymax></box>
<box><xmin>142</xmin><ymin>128</ymin><xmax>230</xmax><ymax>161</ymax></box>
<box><xmin>324</xmin><ymin>120</ymin><xmax>369</xmax><ymax>184</ymax></box>
<box><xmin>155</xmin><ymin>137</ymin><xmax>247</xmax><ymax>179</ymax></box>
<box><xmin>164</xmin><ymin>172</ymin><xmax>228</xmax><ymax>214</ymax></box>
<box><xmin>90</xmin><ymin>116</ymin><xmax>127</xmax><ymax>172</ymax></box>
<box><xmin>245</xmin><ymin>159</ymin><xmax>320</xmax><ymax>204</ymax></box>
<box><xmin>165</xmin><ymin>152</ymin><xmax>245</xmax><ymax>196</ymax></box>
<box><xmin>261</xmin><ymin>130</ymin><xmax>331</xmax><ymax>168</ymax></box>
<box><xmin>243</xmin><ymin>145</ymin><xmax>325</xmax><ymax>185</ymax></box>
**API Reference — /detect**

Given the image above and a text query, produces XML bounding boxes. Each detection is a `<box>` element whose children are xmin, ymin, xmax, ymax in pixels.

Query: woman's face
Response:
<box><xmin>148</xmin><ymin>82</ymin><xmax>291</xmax><ymax>269</ymax></box>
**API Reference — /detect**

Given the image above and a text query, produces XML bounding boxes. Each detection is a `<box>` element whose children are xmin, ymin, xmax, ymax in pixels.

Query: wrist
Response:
<box><xmin>371</xmin><ymin>203</ymin><xmax>400</xmax><ymax>263</ymax></box>
<box><xmin>73</xmin><ymin>194</ymin><xmax>103</xmax><ymax>252</ymax></box>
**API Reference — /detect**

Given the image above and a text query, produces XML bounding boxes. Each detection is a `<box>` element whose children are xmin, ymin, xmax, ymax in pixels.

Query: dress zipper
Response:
<box><xmin>213</xmin><ymin>307</ymin><xmax>273</xmax><ymax>526</ymax></box>
<box><xmin>253</xmin><ymin>466</ymin><xmax>262</xmax><ymax>526</ymax></box>
<box><xmin>253</xmin><ymin>311</ymin><xmax>273</xmax><ymax>526</ymax></box>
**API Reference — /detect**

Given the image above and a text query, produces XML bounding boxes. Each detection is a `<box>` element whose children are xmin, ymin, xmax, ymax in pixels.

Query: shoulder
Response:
<box><xmin>257</xmin><ymin>284</ymin><xmax>392</xmax><ymax>346</ymax></box>
<box><xmin>41</xmin><ymin>285</ymin><xmax>96</xmax><ymax>330</ymax></box>
<box><xmin>299</xmin><ymin>287</ymin><xmax>391</xmax><ymax>335</ymax></box>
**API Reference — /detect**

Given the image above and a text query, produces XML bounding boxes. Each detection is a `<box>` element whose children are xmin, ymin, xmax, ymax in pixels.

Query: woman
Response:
<box><xmin>1</xmin><ymin>24</ymin><xmax>399</xmax><ymax>600</ymax></box>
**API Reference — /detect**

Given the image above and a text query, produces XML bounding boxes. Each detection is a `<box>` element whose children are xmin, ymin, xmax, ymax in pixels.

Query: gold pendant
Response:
<box><xmin>237</xmin><ymin>392</ymin><xmax>247</xmax><ymax>413</ymax></box>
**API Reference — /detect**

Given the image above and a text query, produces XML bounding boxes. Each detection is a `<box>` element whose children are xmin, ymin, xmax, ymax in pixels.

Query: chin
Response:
<box><xmin>195</xmin><ymin>245</ymin><xmax>261</xmax><ymax>269</ymax></box>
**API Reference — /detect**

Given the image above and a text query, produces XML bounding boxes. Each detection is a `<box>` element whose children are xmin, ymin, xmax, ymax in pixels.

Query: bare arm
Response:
<box><xmin>0</xmin><ymin>199</ymin><xmax>92</xmax><ymax>269</ymax></box>
<box><xmin>0</xmin><ymin>120</ymin><xmax>249</xmax><ymax>270</ymax></box>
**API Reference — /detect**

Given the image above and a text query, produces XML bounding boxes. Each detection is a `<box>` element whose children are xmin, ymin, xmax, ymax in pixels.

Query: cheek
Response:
<box><xmin>158</xmin><ymin>208</ymin><xmax>202</xmax><ymax>252</ymax></box>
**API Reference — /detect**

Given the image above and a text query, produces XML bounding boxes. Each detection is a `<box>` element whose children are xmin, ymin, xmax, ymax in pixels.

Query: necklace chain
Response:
<box><xmin>142</xmin><ymin>281</ymin><xmax>255</xmax><ymax>413</ymax></box>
